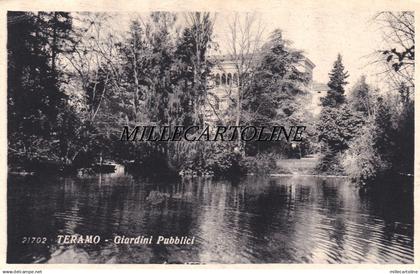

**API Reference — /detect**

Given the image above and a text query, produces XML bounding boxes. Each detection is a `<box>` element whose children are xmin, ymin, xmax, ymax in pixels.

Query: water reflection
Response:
<box><xmin>7</xmin><ymin>174</ymin><xmax>413</xmax><ymax>264</ymax></box>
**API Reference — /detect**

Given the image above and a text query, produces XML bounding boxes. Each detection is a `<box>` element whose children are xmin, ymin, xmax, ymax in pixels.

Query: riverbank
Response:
<box><xmin>8</xmin><ymin>154</ymin><xmax>326</xmax><ymax>178</ymax></box>
<box><xmin>275</xmin><ymin>154</ymin><xmax>320</xmax><ymax>175</ymax></box>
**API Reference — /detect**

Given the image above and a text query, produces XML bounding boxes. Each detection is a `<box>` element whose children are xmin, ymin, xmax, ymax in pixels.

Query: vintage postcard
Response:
<box><xmin>0</xmin><ymin>0</ymin><xmax>418</xmax><ymax>271</ymax></box>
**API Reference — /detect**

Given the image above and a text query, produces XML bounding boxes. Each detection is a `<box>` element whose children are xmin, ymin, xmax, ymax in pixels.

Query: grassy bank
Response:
<box><xmin>275</xmin><ymin>155</ymin><xmax>319</xmax><ymax>175</ymax></box>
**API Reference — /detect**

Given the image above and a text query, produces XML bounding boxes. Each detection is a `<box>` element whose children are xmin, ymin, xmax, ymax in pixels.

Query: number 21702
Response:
<box><xmin>21</xmin><ymin>237</ymin><xmax>47</xmax><ymax>244</ymax></box>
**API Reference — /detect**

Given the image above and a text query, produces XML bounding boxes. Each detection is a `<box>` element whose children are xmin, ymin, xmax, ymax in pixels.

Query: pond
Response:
<box><xmin>7</xmin><ymin>172</ymin><xmax>413</xmax><ymax>264</ymax></box>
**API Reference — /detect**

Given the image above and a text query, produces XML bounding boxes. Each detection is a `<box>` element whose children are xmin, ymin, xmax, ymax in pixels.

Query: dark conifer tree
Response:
<box><xmin>8</xmin><ymin>11</ymin><xmax>76</xmax><ymax>164</ymax></box>
<box><xmin>321</xmin><ymin>54</ymin><xmax>349</xmax><ymax>107</ymax></box>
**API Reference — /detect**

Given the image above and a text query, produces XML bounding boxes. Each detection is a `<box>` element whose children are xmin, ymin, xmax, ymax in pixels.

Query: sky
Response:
<box><xmin>211</xmin><ymin>10</ymin><xmax>384</xmax><ymax>88</ymax></box>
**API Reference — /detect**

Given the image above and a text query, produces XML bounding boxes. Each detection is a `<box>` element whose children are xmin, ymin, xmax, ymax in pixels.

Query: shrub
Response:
<box><xmin>176</xmin><ymin>141</ymin><xmax>247</xmax><ymax>178</ymax></box>
<box><xmin>204</xmin><ymin>142</ymin><xmax>247</xmax><ymax>178</ymax></box>
<box><xmin>341</xmin><ymin>120</ymin><xmax>389</xmax><ymax>186</ymax></box>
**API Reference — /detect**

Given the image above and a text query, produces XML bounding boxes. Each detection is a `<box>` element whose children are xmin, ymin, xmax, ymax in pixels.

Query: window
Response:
<box><xmin>221</xmin><ymin>74</ymin><xmax>226</xmax><ymax>85</ymax></box>
<box><xmin>227</xmin><ymin>73</ymin><xmax>232</xmax><ymax>85</ymax></box>
<box><xmin>215</xmin><ymin>73</ymin><xmax>220</xmax><ymax>86</ymax></box>
<box><xmin>233</xmin><ymin>73</ymin><xmax>238</xmax><ymax>85</ymax></box>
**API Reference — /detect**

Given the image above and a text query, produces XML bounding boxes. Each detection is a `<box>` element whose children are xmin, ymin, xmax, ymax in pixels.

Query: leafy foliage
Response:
<box><xmin>317</xmin><ymin>105</ymin><xmax>364</xmax><ymax>152</ymax></box>
<box><xmin>341</xmin><ymin>118</ymin><xmax>387</xmax><ymax>184</ymax></box>
<box><xmin>243</xmin><ymin>29</ymin><xmax>310</xmax><ymax>155</ymax></box>
<box><xmin>337</xmin><ymin>80</ymin><xmax>414</xmax><ymax>186</ymax></box>
<box><xmin>347</xmin><ymin>75</ymin><xmax>376</xmax><ymax>116</ymax></box>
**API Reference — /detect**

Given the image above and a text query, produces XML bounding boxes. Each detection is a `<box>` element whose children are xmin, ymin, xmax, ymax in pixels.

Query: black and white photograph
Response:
<box><xmin>5</xmin><ymin>4</ymin><xmax>415</xmax><ymax>265</ymax></box>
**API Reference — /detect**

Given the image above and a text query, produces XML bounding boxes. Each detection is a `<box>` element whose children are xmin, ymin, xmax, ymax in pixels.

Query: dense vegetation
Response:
<box><xmin>317</xmin><ymin>11</ymin><xmax>414</xmax><ymax>187</ymax></box>
<box><xmin>8</xmin><ymin>11</ymin><xmax>414</xmax><ymax>186</ymax></box>
<box><xmin>8</xmin><ymin>12</ymin><xmax>312</xmax><ymax>179</ymax></box>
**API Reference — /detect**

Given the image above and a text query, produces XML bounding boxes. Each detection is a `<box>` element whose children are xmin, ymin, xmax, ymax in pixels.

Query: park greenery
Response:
<box><xmin>317</xmin><ymin>11</ymin><xmax>414</xmax><ymax>186</ymax></box>
<box><xmin>7</xmin><ymin>11</ymin><xmax>414</xmax><ymax>186</ymax></box>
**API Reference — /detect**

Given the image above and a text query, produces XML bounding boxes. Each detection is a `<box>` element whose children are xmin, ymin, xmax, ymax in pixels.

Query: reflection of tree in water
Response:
<box><xmin>7</xmin><ymin>174</ymin><xmax>414</xmax><ymax>263</ymax></box>
<box><xmin>358</xmin><ymin>177</ymin><xmax>414</xmax><ymax>262</ymax></box>
<box><xmin>8</xmin><ymin>175</ymin><xmax>63</xmax><ymax>263</ymax></box>
<box><xmin>191</xmin><ymin>178</ymin><xmax>252</xmax><ymax>263</ymax></box>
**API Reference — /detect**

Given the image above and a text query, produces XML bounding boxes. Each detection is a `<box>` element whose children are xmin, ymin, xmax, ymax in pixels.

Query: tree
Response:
<box><xmin>223</xmin><ymin>12</ymin><xmax>265</xmax><ymax>146</ymax></box>
<box><xmin>340</xmin><ymin>93</ymin><xmax>413</xmax><ymax>185</ymax></box>
<box><xmin>321</xmin><ymin>54</ymin><xmax>349</xmax><ymax>107</ymax></box>
<box><xmin>243</xmin><ymin>29</ymin><xmax>310</xmax><ymax>155</ymax></box>
<box><xmin>340</xmin><ymin>12</ymin><xmax>415</xmax><ymax>185</ymax></box>
<box><xmin>374</xmin><ymin>12</ymin><xmax>414</xmax><ymax>91</ymax></box>
<box><xmin>348</xmin><ymin>75</ymin><xmax>375</xmax><ymax>116</ymax></box>
<box><xmin>373</xmin><ymin>97</ymin><xmax>395</xmax><ymax>169</ymax></box>
<box><xmin>341</xmin><ymin>117</ymin><xmax>385</xmax><ymax>185</ymax></box>
<box><xmin>393</xmin><ymin>83</ymin><xmax>414</xmax><ymax>175</ymax></box>
<box><xmin>177</xmin><ymin>12</ymin><xmax>215</xmax><ymax>125</ymax></box>
<box><xmin>169</xmin><ymin>12</ymin><xmax>218</xmax><ymax>171</ymax></box>
<box><xmin>8</xmin><ymin>12</ymin><xmax>77</xmax><ymax>166</ymax></box>
<box><xmin>318</xmin><ymin>105</ymin><xmax>364</xmax><ymax>153</ymax></box>
<box><xmin>316</xmin><ymin>105</ymin><xmax>364</xmax><ymax>174</ymax></box>
<box><xmin>316</xmin><ymin>54</ymin><xmax>353</xmax><ymax>173</ymax></box>
<box><xmin>365</xmin><ymin>12</ymin><xmax>415</xmax><ymax>180</ymax></box>
<box><xmin>63</xmin><ymin>13</ymin><xmax>120</xmax><ymax>164</ymax></box>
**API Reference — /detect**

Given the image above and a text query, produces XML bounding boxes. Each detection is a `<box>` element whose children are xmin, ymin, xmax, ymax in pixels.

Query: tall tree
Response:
<box><xmin>59</xmin><ymin>13</ymin><xmax>118</xmax><ymax>164</ymax></box>
<box><xmin>8</xmin><ymin>11</ymin><xmax>76</xmax><ymax>165</ymax></box>
<box><xmin>243</xmin><ymin>29</ymin><xmax>310</xmax><ymax>154</ymax></box>
<box><xmin>321</xmin><ymin>54</ymin><xmax>349</xmax><ymax>107</ymax></box>
<box><xmin>224</xmin><ymin>12</ymin><xmax>265</xmax><ymax>146</ymax></box>
<box><xmin>175</xmin><ymin>12</ymin><xmax>215</xmax><ymax>125</ymax></box>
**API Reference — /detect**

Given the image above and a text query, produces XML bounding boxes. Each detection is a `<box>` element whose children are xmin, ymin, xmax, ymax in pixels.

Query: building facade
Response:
<box><xmin>204</xmin><ymin>55</ymin><xmax>319</xmax><ymax>123</ymax></box>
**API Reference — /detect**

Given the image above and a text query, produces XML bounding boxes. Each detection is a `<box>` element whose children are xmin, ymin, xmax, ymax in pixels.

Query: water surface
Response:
<box><xmin>7</xmin><ymin>173</ymin><xmax>413</xmax><ymax>264</ymax></box>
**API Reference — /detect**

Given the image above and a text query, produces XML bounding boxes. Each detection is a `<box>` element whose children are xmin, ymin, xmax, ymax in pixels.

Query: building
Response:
<box><xmin>310</xmin><ymin>81</ymin><xmax>329</xmax><ymax>114</ymax></box>
<box><xmin>204</xmin><ymin>55</ymin><xmax>320</xmax><ymax>123</ymax></box>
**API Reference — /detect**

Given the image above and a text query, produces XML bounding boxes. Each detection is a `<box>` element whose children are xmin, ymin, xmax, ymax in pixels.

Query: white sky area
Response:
<box><xmin>212</xmin><ymin>11</ymin><xmax>384</xmax><ymax>88</ymax></box>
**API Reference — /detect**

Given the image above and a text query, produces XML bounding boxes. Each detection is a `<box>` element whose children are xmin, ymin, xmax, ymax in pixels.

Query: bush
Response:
<box><xmin>204</xmin><ymin>142</ymin><xmax>247</xmax><ymax>178</ymax></box>
<box><xmin>341</xmin><ymin>121</ymin><xmax>388</xmax><ymax>185</ymax></box>
<box><xmin>176</xmin><ymin>142</ymin><xmax>247</xmax><ymax>178</ymax></box>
